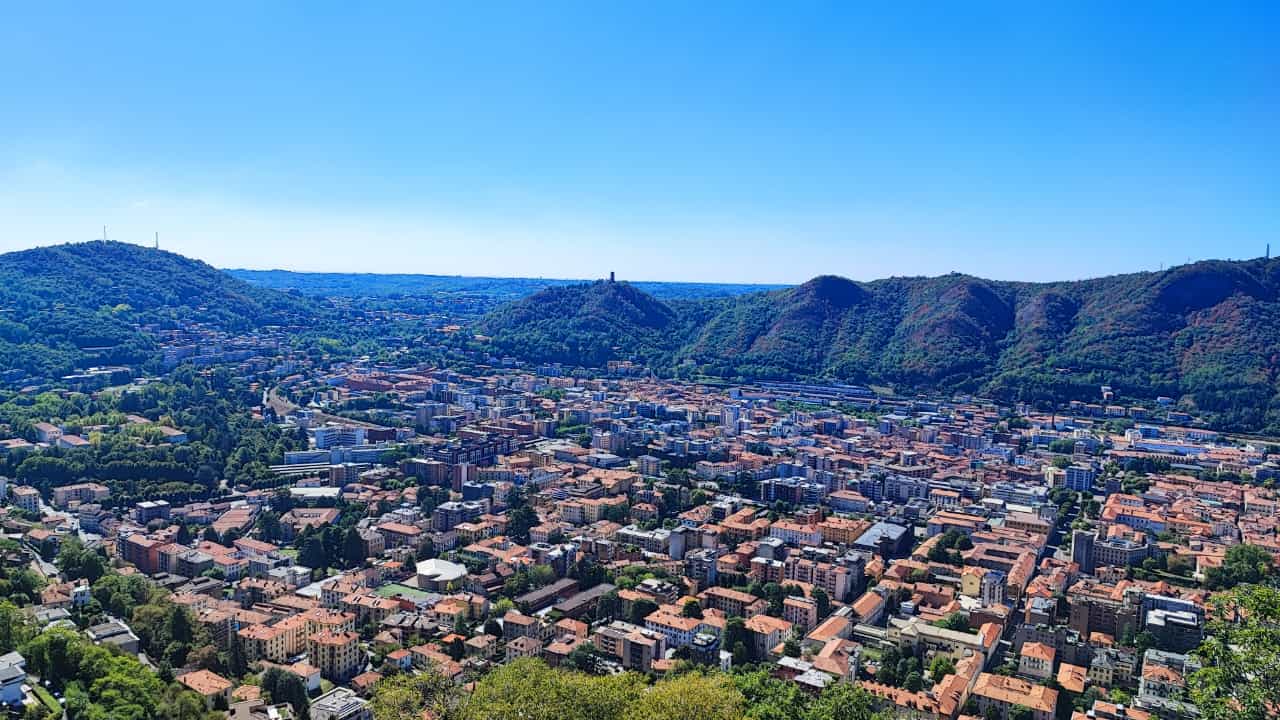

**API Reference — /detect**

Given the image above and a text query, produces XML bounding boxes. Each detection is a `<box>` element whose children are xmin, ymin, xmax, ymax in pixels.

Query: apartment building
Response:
<box><xmin>309</xmin><ymin>630</ymin><xmax>362</xmax><ymax>683</ymax></box>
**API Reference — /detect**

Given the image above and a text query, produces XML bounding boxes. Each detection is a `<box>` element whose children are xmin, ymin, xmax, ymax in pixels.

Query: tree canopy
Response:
<box><xmin>1190</xmin><ymin>584</ymin><xmax>1280</xmax><ymax>720</ymax></box>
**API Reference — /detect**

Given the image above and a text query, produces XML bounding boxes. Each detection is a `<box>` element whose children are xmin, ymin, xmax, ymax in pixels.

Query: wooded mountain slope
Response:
<box><xmin>0</xmin><ymin>242</ymin><xmax>318</xmax><ymax>378</ymax></box>
<box><xmin>481</xmin><ymin>259</ymin><xmax>1280</xmax><ymax>431</ymax></box>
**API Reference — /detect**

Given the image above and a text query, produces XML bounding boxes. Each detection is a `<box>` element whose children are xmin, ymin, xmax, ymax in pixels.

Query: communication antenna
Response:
<box><xmin>155</xmin><ymin>231</ymin><xmax>160</xmax><ymax>250</ymax></box>
<box><xmin>1267</xmin><ymin>243</ymin><xmax>1270</xmax><ymax>260</ymax></box>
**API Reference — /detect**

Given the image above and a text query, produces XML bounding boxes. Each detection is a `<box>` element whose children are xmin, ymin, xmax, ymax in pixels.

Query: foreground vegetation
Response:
<box><xmin>370</xmin><ymin>658</ymin><xmax>882</xmax><ymax>720</ymax></box>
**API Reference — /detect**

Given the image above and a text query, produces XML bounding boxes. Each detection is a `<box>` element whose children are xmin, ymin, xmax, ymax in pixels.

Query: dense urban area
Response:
<box><xmin>0</xmin><ymin>243</ymin><xmax>1276</xmax><ymax>720</ymax></box>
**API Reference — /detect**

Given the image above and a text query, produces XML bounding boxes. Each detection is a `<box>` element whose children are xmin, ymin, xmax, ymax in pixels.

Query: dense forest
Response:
<box><xmin>0</xmin><ymin>242</ymin><xmax>324</xmax><ymax>378</ymax></box>
<box><xmin>480</xmin><ymin>259</ymin><xmax>1280</xmax><ymax>433</ymax></box>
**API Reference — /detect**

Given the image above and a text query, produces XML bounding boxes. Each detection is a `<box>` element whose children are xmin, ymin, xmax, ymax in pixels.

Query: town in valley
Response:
<box><xmin>0</xmin><ymin>287</ymin><xmax>1273</xmax><ymax>720</ymax></box>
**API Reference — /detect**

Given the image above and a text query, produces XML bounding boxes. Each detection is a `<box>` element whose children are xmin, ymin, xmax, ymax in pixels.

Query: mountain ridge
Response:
<box><xmin>480</xmin><ymin>257</ymin><xmax>1280</xmax><ymax>432</ymax></box>
<box><xmin>3</xmin><ymin>241</ymin><xmax>1278</xmax><ymax>432</ymax></box>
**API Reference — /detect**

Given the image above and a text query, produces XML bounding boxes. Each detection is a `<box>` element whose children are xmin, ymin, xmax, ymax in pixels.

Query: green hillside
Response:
<box><xmin>482</xmin><ymin>258</ymin><xmax>1280</xmax><ymax>432</ymax></box>
<box><xmin>478</xmin><ymin>280</ymin><xmax>706</xmax><ymax>368</ymax></box>
<box><xmin>0</xmin><ymin>241</ymin><xmax>319</xmax><ymax>379</ymax></box>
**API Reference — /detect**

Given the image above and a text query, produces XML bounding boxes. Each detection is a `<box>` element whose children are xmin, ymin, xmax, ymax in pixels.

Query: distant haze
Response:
<box><xmin>2</xmin><ymin>5</ymin><xmax>1275</xmax><ymax>283</ymax></box>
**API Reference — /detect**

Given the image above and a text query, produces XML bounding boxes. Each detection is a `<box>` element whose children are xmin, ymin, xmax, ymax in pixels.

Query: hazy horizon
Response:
<box><xmin>14</xmin><ymin>238</ymin><xmax>1277</xmax><ymax>289</ymax></box>
<box><xmin>3</xmin><ymin>4</ymin><xmax>1276</xmax><ymax>283</ymax></box>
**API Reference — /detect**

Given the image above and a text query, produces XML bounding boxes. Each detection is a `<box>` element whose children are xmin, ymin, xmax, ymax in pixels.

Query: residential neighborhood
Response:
<box><xmin>2</xmin><ymin>361</ymin><xmax>1271</xmax><ymax>719</ymax></box>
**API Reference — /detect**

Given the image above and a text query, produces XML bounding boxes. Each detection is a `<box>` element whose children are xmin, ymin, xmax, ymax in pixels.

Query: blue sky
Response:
<box><xmin>1</xmin><ymin>2</ymin><xmax>1275</xmax><ymax>283</ymax></box>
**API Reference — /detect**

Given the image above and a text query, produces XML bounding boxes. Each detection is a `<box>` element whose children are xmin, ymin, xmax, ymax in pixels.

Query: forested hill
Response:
<box><xmin>481</xmin><ymin>259</ymin><xmax>1280</xmax><ymax>432</ymax></box>
<box><xmin>478</xmin><ymin>279</ymin><xmax>713</xmax><ymax>368</ymax></box>
<box><xmin>0</xmin><ymin>242</ymin><xmax>319</xmax><ymax>378</ymax></box>
<box><xmin>8</xmin><ymin>241</ymin><xmax>1280</xmax><ymax>432</ymax></box>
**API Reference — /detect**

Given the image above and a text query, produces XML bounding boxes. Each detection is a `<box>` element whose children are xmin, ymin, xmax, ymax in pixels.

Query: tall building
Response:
<box><xmin>1071</xmin><ymin>529</ymin><xmax>1096</xmax><ymax>574</ymax></box>
<box><xmin>10</xmin><ymin>486</ymin><xmax>40</xmax><ymax>514</ymax></box>
<box><xmin>721</xmin><ymin>405</ymin><xmax>742</xmax><ymax>435</ymax></box>
<box><xmin>309</xmin><ymin>630</ymin><xmax>362</xmax><ymax>683</ymax></box>
<box><xmin>981</xmin><ymin>570</ymin><xmax>1007</xmax><ymax>607</ymax></box>
<box><xmin>1065</xmin><ymin>465</ymin><xmax>1097</xmax><ymax>492</ymax></box>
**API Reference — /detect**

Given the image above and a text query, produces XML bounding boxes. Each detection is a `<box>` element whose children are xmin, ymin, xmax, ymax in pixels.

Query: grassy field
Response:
<box><xmin>373</xmin><ymin>583</ymin><xmax>434</xmax><ymax>602</ymax></box>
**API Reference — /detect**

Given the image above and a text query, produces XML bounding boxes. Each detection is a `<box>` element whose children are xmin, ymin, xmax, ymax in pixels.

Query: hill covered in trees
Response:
<box><xmin>0</xmin><ymin>241</ymin><xmax>321</xmax><ymax>378</ymax></box>
<box><xmin>478</xmin><ymin>279</ymin><xmax>715</xmax><ymax>368</ymax></box>
<box><xmin>8</xmin><ymin>241</ymin><xmax>1280</xmax><ymax>432</ymax></box>
<box><xmin>481</xmin><ymin>259</ymin><xmax>1280</xmax><ymax>432</ymax></box>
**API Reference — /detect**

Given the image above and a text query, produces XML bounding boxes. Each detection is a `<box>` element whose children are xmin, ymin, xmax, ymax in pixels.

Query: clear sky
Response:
<box><xmin>1</xmin><ymin>2</ymin><xmax>1276</xmax><ymax>284</ymax></box>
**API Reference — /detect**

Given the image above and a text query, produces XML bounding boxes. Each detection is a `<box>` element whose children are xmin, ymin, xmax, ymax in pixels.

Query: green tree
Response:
<box><xmin>811</xmin><ymin>587</ymin><xmax>830</xmax><ymax>618</ymax></box>
<box><xmin>92</xmin><ymin>572</ymin><xmax>154</xmax><ymax>618</ymax></box>
<box><xmin>56</xmin><ymin>537</ymin><xmax>108</xmax><ymax>584</ymax></box>
<box><xmin>343</xmin><ymin>526</ymin><xmax>367</xmax><ymax>569</ymax></box>
<box><xmin>803</xmin><ymin>682</ymin><xmax>876</xmax><ymax>720</ymax></box>
<box><xmin>263</xmin><ymin>667</ymin><xmax>310</xmax><ymax>718</ymax></box>
<box><xmin>568</xmin><ymin>641</ymin><xmax>596</xmax><ymax>672</ymax></box>
<box><xmin>1205</xmin><ymin>543</ymin><xmax>1275</xmax><ymax>590</ymax></box>
<box><xmin>255</xmin><ymin>511</ymin><xmax>283</xmax><ymax>543</ymax></box>
<box><xmin>933</xmin><ymin>612</ymin><xmax>969</xmax><ymax>632</ymax></box>
<box><xmin>461</xmin><ymin>658</ymin><xmax>644</xmax><ymax>720</ymax></box>
<box><xmin>625</xmin><ymin>671</ymin><xmax>742</xmax><ymax>720</ymax></box>
<box><xmin>529</xmin><ymin>564</ymin><xmax>557</xmax><ymax>588</ymax></box>
<box><xmin>629</xmin><ymin>599</ymin><xmax>659</xmax><ymax>626</ymax></box>
<box><xmin>681</xmin><ymin>599</ymin><xmax>704</xmax><ymax>619</ymax></box>
<box><xmin>299</xmin><ymin>536</ymin><xmax>327</xmax><ymax>572</ymax></box>
<box><xmin>0</xmin><ymin>601</ymin><xmax>33</xmax><ymax>654</ymax></box>
<box><xmin>928</xmin><ymin>655</ymin><xmax>956</xmax><ymax>681</ymax></box>
<box><xmin>595</xmin><ymin>591</ymin><xmax>620</xmax><ymax>622</ymax></box>
<box><xmin>447</xmin><ymin>637</ymin><xmax>465</xmax><ymax>661</ymax></box>
<box><xmin>371</xmin><ymin>670</ymin><xmax>459</xmax><ymax>720</ymax></box>
<box><xmin>733</xmin><ymin>668</ymin><xmax>806</xmax><ymax>720</ymax></box>
<box><xmin>504</xmin><ymin>490</ymin><xmax>537</xmax><ymax>545</ymax></box>
<box><xmin>1190</xmin><ymin>584</ymin><xmax>1280</xmax><ymax>720</ymax></box>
